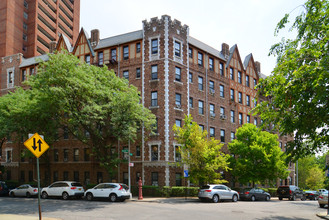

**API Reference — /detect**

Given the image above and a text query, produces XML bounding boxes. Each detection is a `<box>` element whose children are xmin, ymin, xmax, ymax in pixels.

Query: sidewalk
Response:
<box><xmin>0</xmin><ymin>214</ymin><xmax>60</xmax><ymax>220</ymax></box>
<box><xmin>317</xmin><ymin>213</ymin><xmax>329</xmax><ymax>219</ymax></box>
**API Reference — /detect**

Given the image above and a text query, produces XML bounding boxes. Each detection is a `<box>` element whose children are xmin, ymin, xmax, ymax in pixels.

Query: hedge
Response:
<box><xmin>131</xmin><ymin>185</ymin><xmax>199</xmax><ymax>197</ymax></box>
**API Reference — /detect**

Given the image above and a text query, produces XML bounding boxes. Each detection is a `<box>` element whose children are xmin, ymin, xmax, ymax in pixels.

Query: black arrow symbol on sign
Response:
<box><xmin>32</xmin><ymin>138</ymin><xmax>37</xmax><ymax>151</ymax></box>
<box><xmin>37</xmin><ymin>139</ymin><xmax>42</xmax><ymax>152</ymax></box>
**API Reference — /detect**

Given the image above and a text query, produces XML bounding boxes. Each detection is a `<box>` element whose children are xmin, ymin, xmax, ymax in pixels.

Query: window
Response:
<box><xmin>220</xmin><ymin>107</ymin><xmax>225</xmax><ymax>116</ymax></box>
<box><xmin>84</xmin><ymin>171</ymin><xmax>90</xmax><ymax>185</ymax></box>
<box><xmin>238</xmin><ymin>71</ymin><xmax>242</xmax><ymax>84</ymax></box>
<box><xmin>198</xmin><ymin>100</ymin><xmax>204</xmax><ymax>115</ymax></box>
<box><xmin>175</xmin><ymin>146</ymin><xmax>181</xmax><ymax>162</ymax></box>
<box><xmin>189</xmin><ymin>72</ymin><xmax>193</xmax><ymax>83</ymax></box>
<box><xmin>175</xmin><ymin>119</ymin><xmax>181</xmax><ymax>127</ymax></box>
<box><xmin>220</xmin><ymin>129</ymin><xmax>225</xmax><ymax>142</ymax></box>
<box><xmin>23</xmin><ymin>34</ymin><xmax>27</xmax><ymax>41</ymax></box>
<box><xmin>176</xmin><ymin>173</ymin><xmax>182</xmax><ymax>186</ymax></box>
<box><xmin>20</xmin><ymin>150</ymin><xmax>25</xmax><ymax>162</ymax></box>
<box><xmin>231</xmin><ymin>132</ymin><xmax>235</xmax><ymax>141</ymax></box>
<box><xmin>209</xmin><ymin>58</ymin><xmax>214</xmax><ymax>70</ymax></box>
<box><xmin>254</xmin><ymin>78</ymin><xmax>257</xmax><ymax>88</ymax></box>
<box><xmin>198</xmin><ymin>76</ymin><xmax>203</xmax><ymax>91</ymax></box>
<box><xmin>246</xmin><ymin>95</ymin><xmax>250</xmax><ymax>106</ymax></box>
<box><xmin>54</xmin><ymin>149</ymin><xmax>59</xmax><ymax>162</ymax></box>
<box><xmin>230</xmin><ymin>89</ymin><xmax>235</xmax><ymax>101</ymax></box>
<box><xmin>123</xmin><ymin>46</ymin><xmax>129</xmax><ymax>60</ymax></box>
<box><xmin>136</xmin><ymin>146</ymin><xmax>141</xmax><ymax>157</ymax></box>
<box><xmin>151</xmin><ymin>172</ymin><xmax>158</xmax><ymax>186</ymax></box>
<box><xmin>151</xmin><ymin>145</ymin><xmax>158</xmax><ymax>161</ymax></box>
<box><xmin>238</xmin><ymin>92</ymin><xmax>242</xmax><ymax>104</ymax></box>
<box><xmin>24</xmin><ymin>0</ymin><xmax>28</xmax><ymax>8</ymax></box>
<box><xmin>123</xmin><ymin>70</ymin><xmax>129</xmax><ymax>80</ymax></box>
<box><xmin>153</xmin><ymin>118</ymin><xmax>158</xmax><ymax>134</ymax></box>
<box><xmin>84</xmin><ymin>148</ymin><xmax>90</xmax><ymax>161</ymax></box>
<box><xmin>97</xmin><ymin>172</ymin><xmax>103</xmax><ymax>183</ymax></box>
<box><xmin>136</xmin><ymin>68</ymin><xmax>141</xmax><ymax>79</ymax></box>
<box><xmin>63</xmin><ymin>171</ymin><xmax>69</xmax><ymax>181</ymax></box>
<box><xmin>151</xmin><ymin>91</ymin><xmax>158</xmax><ymax>106</ymax></box>
<box><xmin>189</xmin><ymin>48</ymin><xmax>192</xmax><ymax>58</ymax></box>
<box><xmin>210</xmin><ymin>127</ymin><xmax>215</xmax><ymax>137</ymax></box>
<box><xmin>254</xmin><ymin>99</ymin><xmax>258</xmax><ymax>107</ymax></box>
<box><xmin>20</xmin><ymin>171</ymin><xmax>25</xmax><ymax>182</ymax></box>
<box><xmin>30</xmin><ymin>67</ymin><xmax>35</xmax><ymax>75</ymax></box>
<box><xmin>220</xmin><ymin>63</ymin><xmax>224</xmax><ymax>76</ymax></box>
<box><xmin>198</xmin><ymin>52</ymin><xmax>203</xmax><ymax>66</ymax></box>
<box><xmin>73</xmin><ymin>149</ymin><xmax>79</xmax><ymax>161</ymax></box>
<box><xmin>209</xmin><ymin>81</ymin><xmax>214</xmax><ymax>94</ymax></box>
<box><xmin>29</xmin><ymin>171</ymin><xmax>33</xmax><ymax>182</ymax></box>
<box><xmin>247</xmin><ymin>115</ymin><xmax>250</xmax><ymax>123</ymax></box>
<box><xmin>230</xmin><ymin>68</ymin><xmax>234</xmax><ymax>80</ymax></box>
<box><xmin>175</xmin><ymin>67</ymin><xmax>181</xmax><ymax>81</ymax></box>
<box><xmin>74</xmin><ymin>171</ymin><xmax>79</xmax><ymax>182</ymax></box>
<box><xmin>254</xmin><ymin>118</ymin><xmax>258</xmax><ymax>126</ymax></box>
<box><xmin>199</xmin><ymin>125</ymin><xmax>204</xmax><ymax>131</ymax></box>
<box><xmin>175</xmin><ymin>93</ymin><xmax>181</xmax><ymax>107</ymax></box>
<box><xmin>174</xmin><ymin>41</ymin><xmax>181</xmax><ymax>57</ymax></box>
<box><xmin>123</xmin><ymin>172</ymin><xmax>128</xmax><ymax>185</ymax></box>
<box><xmin>8</xmin><ymin>71</ymin><xmax>13</xmax><ymax>84</ymax></box>
<box><xmin>239</xmin><ymin>113</ymin><xmax>243</xmax><ymax>125</ymax></box>
<box><xmin>210</xmin><ymin>104</ymin><xmax>215</xmax><ymax>117</ymax></box>
<box><xmin>6</xmin><ymin>149</ymin><xmax>12</xmax><ymax>162</ymax></box>
<box><xmin>98</xmin><ymin>52</ymin><xmax>103</xmax><ymax>65</ymax></box>
<box><xmin>63</xmin><ymin>126</ymin><xmax>69</xmax><ymax>139</ymax></box>
<box><xmin>63</xmin><ymin>149</ymin><xmax>69</xmax><ymax>162</ymax></box>
<box><xmin>23</xmin><ymin>12</ymin><xmax>28</xmax><ymax>19</ymax></box>
<box><xmin>151</xmin><ymin>65</ymin><xmax>158</xmax><ymax>80</ymax></box>
<box><xmin>22</xmin><ymin>69</ymin><xmax>27</xmax><ymax>81</ymax></box>
<box><xmin>231</xmin><ymin>110</ymin><xmax>235</xmax><ymax>123</ymax></box>
<box><xmin>189</xmin><ymin>97</ymin><xmax>193</xmax><ymax>108</ymax></box>
<box><xmin>23</xmin><ymin>22</ymin><xmax>27</xmax><ymax>31</ymax></box>
<box><xmin>111</xmin><ymin>49</ymin><xmax>117</xmax><ymax>61</ymax></box>
<box><xmin>136</xmin><ymin>43</ymin><xmax>141</xmax><ymax>53</ymax></box>
<box><xmin>246</xmin><ymin>75</ymin><xmax>250</xmax><ymax>87</ymax></box>
<box><xmin>151</xmin><ymin>39</ymin><xmax>158</xmax><ymax>54</ymax></box>
<box><xmin>220</xmin><ymin>85</ymin><xmax>224</xmax><ymax>97</ymax></box>
<box><xmin>85</xmin><ymin>55</ymin><xmax>90</xmax><ymax>64</ymax></box>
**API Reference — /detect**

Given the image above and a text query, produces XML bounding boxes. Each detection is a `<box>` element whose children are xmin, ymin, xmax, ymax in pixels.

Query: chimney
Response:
<box><xmin>49</xmin><ymin>41</ymin><xmax>57</xmax><ymax>53</ymax></box>
<box><xmin>90</xmin><ymin>29</ymin><xmax>100</xmax><ymax>48</ymax></box>
<box><xmin>221</xmin><ymin>43</ymin><xmax>229</xmax><ymax>58</ymax></box>
<box><xmin>255</xmin><ymin>61</ymin><xmax>261</xmax><ymax>73</ymax></box>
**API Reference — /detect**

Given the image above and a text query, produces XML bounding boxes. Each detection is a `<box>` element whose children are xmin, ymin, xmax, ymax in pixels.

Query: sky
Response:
<box><xmin>80</xmin><ymin>0</ymin><xmax>306</xmax><ymax>76</ymax></box>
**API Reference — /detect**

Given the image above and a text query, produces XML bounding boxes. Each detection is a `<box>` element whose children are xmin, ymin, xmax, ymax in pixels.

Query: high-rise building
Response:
<box><xmin>0</xmin><ymin>0</ymin><xmax>80</xmax><ymax>58</ymax></box>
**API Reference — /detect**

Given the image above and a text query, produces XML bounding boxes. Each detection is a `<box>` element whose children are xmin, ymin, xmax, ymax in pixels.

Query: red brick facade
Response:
<box><xmin>0</xmin><ymin>15</ymin><xmax>295</xmax><ymax>188</ymax></box>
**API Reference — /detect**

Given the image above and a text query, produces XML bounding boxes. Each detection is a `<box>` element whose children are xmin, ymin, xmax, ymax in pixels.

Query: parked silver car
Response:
<box><xmin>41</xmin><ymin>181</ymin><xmax>84</xmax><ymax>200</ymax></box>
<box><xmin>9</xmin><ymin>184</ymin><xmax>38</xmax><ymax>198</ymax></box>
<box><xmin>84</xmin><ymin>183</ymin><xmax>131</xmax><ymax>202</ymax></box>
<box><xmin>198</xmin><ymin>184</ymin><xmax>239</xmax><ymax>203</ymax></box>
<box><xmin>318</xmin><ymin>191</ymin><xmax>328</xmax><ymax>208</ymax></box>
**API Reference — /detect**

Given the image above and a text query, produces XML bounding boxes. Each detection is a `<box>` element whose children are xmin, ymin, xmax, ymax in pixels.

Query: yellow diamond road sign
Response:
<box><xmin>24</xmin><ymin>133</ymin><xmax>49</xmax><ymax>158</ymax></box>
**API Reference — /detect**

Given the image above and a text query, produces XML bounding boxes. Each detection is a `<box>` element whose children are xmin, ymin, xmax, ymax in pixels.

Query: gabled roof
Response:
<box><xmin>19</xmin><ymin>54</ymin><xmax>49</xmax><ymax>68</ymax></box>
<box><xmin>243</xmin><ymin>53</ymin><xmax>252</xmax><ymax>70</ymax></box>
<box><xmin>225</xmin><ymin>44</ymin><xmax>237</xmax><ymax>68</ymax></box>
<box><xmin>62</xmin><ymin>34</ymin><xmax>73</xmax><ymax>52</ymax></box>
<box><xmin>188</xmin><ymin>36</ymin><xmax>226</xmax><ymax>60</ymax></box>
<box><xmin>95</xmin><ymin>30</ymin><xmax>143</xmax><ymax>50</ymax></box>
<box><xmin>72</xmin><ymin>28</ymin><xmax>95</xmax><ymax>57</ymax></box>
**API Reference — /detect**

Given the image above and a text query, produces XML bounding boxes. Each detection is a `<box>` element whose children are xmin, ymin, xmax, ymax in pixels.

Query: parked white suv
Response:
<box><xmin>84</xmin><ymin>183</ymin><xmax>131</xmax><ymax>202</ymax></box>
<box><xmin>41</xmin><ymin>181</ymin><xmax>84</xmax><ymax>200</ymax></box>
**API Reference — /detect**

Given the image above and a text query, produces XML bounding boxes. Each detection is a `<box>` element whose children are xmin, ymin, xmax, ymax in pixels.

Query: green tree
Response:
<box><xmin>0</xmin><ymin>52</ymin><xmax>155</xmax><ymax>180</ymax></box>
<box><xmin>297</xmin><ymin>155</ymin><xmax>317</xmax><ymax>189</ymax></box>
<box><xmin>253</xmin><ymin>0</ymin><xmax>329</xmax><ymax>159</ymax></box>
<box><xmin>228</xmin><ymin>124</ymin><xmax>289</xmax><ymax>187</ymax></box>
<box><xmin>306</xmin><ymin>166</ymin><xmax>325</xmax><ymax>190</ymax></box>
<box><xmin>173</xmin><ymin>115</ymin><xmax>230</xmax><ymax>186</ymax></box>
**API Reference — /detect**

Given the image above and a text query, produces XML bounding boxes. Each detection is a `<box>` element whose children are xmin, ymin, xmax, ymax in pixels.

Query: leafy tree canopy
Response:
<box><xmin>228</xmin><ymin>124</ymin><xmax>289</xmax><ymax>187</ymax></box>
<box><xmin>0</xmin><ymin>52</ymin><xmax>155</xmax><ymax>178</ymax></box>
<box><xmin>253</xmin><ymin>0</ymin><xmax>329</xmax><ymax>160</ymax></box>
<box><xmin>173</xmin><ymin>115</ymin><xmax>230</xmax><ymax>186</ymax></box>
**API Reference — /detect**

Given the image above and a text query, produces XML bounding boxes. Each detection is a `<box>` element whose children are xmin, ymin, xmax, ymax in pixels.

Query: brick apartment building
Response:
<box><xmin>0</xmin><ymin>15</ymin><xmax>295</xmax><ymax>188</ymax></box>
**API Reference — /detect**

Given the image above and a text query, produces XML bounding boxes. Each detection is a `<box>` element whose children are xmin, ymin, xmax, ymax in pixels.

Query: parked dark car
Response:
<box><xmin>305</xmin><ymin>190</ymin><xmax>319</xmax><ymax>200</ymax></box>
<box><xmin>0</xmin><ymin>181</ymin><xmax>9</xmax><ymax>196</ymax></box>
<box><xmin>239</xmin><ymin>188</ymin><xmax>271</xmax><ymax>201</ymax></box>
<box><xmin>277</xmin><ymin>185</ymin><xmax>306</xmax><ymax>201</ymax></box>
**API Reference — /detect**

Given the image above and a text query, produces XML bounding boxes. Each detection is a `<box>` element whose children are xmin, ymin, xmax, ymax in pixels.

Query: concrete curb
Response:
<box><xmin>317</xmin><ymin>213</ymin><xmax>329</xmax><ymax>219</ymax></box>
<box><xmin>0</xmin><ymin>214</ymin><xmax>61</xmax><ymax>220</ymax></box>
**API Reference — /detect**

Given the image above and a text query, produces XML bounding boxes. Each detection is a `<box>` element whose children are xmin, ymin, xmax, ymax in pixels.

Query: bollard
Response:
<box><xmin>138</xmin><ymin>177</ymin><xmax>143</xmax><ymax>200</ymax></box>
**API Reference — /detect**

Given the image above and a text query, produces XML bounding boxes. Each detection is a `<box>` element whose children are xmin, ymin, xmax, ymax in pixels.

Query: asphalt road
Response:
<box><xmin>0</xmin><ymin>197</ymin><xmax>324</xmax><ymax>220</ymax></box>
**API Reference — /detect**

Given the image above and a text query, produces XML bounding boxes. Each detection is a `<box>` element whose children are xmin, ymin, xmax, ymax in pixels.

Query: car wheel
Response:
<box><xmin>110</xmin><ymin>193</ymin><xmax>117</xmax><ymax>202</ymax></box>
<box><xmin>251</xmin><ymin>195</ymin><xmax>256</xmax><ymax>201</ymax></box>
<box><xmin>212</xmin><ymin>194</ymin><xmax>219</xmax><ymax>203</ymax></box>
<box><xmin>10</xmin><ymin>192</ymin><xmax>15</xmax><ymax>197</ymax></box>
<box><xmin>265</xmin><ymin>195</ymin><xmax>270</xmax><ymax>201</ymax></box>
<box><xmin>279</xmin><ymin>197</ymin><xmax>282</xmax><ymax>200</ymax></box>
<box><xmin>232</xmin><ymin>194</ymin><xmax>238</xmax><ymax>202</ymax></box>
<box><xmin>320</xmin><ymin>204</ymin><xmax>325</xmax><ymax>208</ymax></box>
<box><xmin>301</xmin><ymin>195</ymin><xmax>306</xmax><ymax>201</ymax></box>
<box><xmin>26</xmin><ymin>192</ymin><xmax>31</xmax><ymax>198</ymax></box>
<box><xmin>86</xmin><ymin>193</ymin><xmax>93</xmax><ymax>201</ymax></box>
<box><xmin>121</xmin><ymin>199</ymin><xmax>126</xmax><ymax>202</ymax></box>
<box><xmin>62</xmin><ymin>192</ymin><xmax>69</xmax><ymax>200</ymax></box>
<box><xmin>290</xmin><ymin>195</ymin><xmax>296</xmax><ymax>201</ymax></box>
<box><xmin>41</xmin><ymin>192</ymin><xmax>48</xmax><ymax>199</ymax></box>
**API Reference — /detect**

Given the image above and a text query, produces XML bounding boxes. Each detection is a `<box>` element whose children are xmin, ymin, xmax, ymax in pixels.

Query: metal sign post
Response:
<box><xmin>24</xmin><ymin>133</ymin><xmax>50</xmax><ymax>220</ymax></box>
<box><xmin>326</xmin><ymin>155</ymin><xmax>329</xmax><ymax>216</ymax></box>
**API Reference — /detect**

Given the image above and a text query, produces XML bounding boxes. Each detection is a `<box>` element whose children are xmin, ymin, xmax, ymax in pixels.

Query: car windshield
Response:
<box><xmin>71</xmin><ymin>182</ymin><xmax>82</xmax><ymax>187</ymax></box>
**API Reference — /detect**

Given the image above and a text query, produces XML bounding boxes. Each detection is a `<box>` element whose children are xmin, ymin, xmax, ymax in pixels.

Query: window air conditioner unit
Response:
<box><xmin>210</xmin><ymin>113</ymin><xmax>216</xmax><ymax>118</ymax></box>
<box><xmin>220</xmin><ymin>114</ymin><xmax>226</xmax><ymax>120</ymax></box>
<box><xmin>175</xmin><ymin>104</ymin><xmax>181</xmax><ymax>109</ymax></box>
